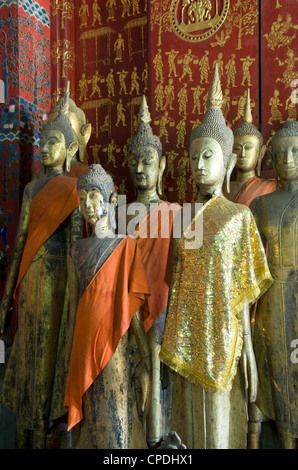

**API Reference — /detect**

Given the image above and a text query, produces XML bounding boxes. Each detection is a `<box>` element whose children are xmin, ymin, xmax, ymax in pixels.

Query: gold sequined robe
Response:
<box><xmin>160</xmin><ymin>195</ymin><xmax>272</xmax><ymax>448</ymax></box>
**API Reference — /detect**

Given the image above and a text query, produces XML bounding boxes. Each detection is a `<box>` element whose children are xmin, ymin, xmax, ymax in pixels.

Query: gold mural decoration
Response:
<box><xmin>275</xmin><ymin>48</ymin><xmax>298</xmax><ymax>87</ymax></box>
<box><xmin>51</xmin><ymin>0</ymin><xmax>74</xmax><ymax>29</ymax></box>
<box><xmin>170</xmin><ymin>0</ymin><xmax>230</xmax><ymax>43</ymax></box>
<box><xmin>51</xmin><ymin>39</ymin><xmax>75</xmax><ymax>79</ymax></box>
<box><xmin>211</xmin><ymin>0</ymin><xmax>258</xmax><ymax>50</ymax></box>
<box><xmin>263</xmin><ymin>13</ymin><xmax>298</xmax><ymax>51</ymax></box>
<box><xmin>268</xmin><ymin>89</ymin><xmax>283</xmax><ymax>126</ymax></box>
<box><xmin>80</xmin><ymin>28</ymin><xmax>116</xmax><ymax>69</ymax></box>
<box><xmin>151</xmin><ymin>0</ymin><xmax>172</xmax><ymax>47</ymax></box>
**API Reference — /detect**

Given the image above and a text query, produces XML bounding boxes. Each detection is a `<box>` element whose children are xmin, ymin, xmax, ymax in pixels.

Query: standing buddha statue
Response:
<box><xmin>64</xmin><ymin>164</ymin><xmax>151</xmax><ymax>449</ymax></box>
<box><xmin>160</xmin><ymin>64</ymin><xmax>273</xmax><ymax>449</ymax></box>
<box><xmin>250</xmin><ymin>120</ymin><xmax>298</xmax><ymax>449</ymax></box>
<box><xmin>118</xmin><ymin>95</ymin><xmax>181</xmax><ymax>448</ymax></box>
<box><xmin>226</xmin><ymin>88</ymin><xmax>277</xmax><ymax>207</ymax></box>
<box><xmin>0</xmin><ymin>88</ymin><xmax>83</xmax><ymax>448</ymax></box>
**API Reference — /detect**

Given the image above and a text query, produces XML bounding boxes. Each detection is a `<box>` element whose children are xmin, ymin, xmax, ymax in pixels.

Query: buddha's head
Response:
<box><xmin>190</xmin><ymin>63</ymin><xmax>236</xmax><ymax>195</ymax></box>
<box><xmin>40</xmin><ymin>86</ymin><xmax>78</xmax><ymax>172</ymax></box>
<box><xmin>127</xmin><ymin>96</ymin><xmax>165</xmax><ymax>196</ymax></box>
<box><xmin>233</xmin><ymin>89</ymin><xmax>265</xmax><ymax>176</ymax></box>
<box><xmin>48</xmin><ymin>82</ymin><xmax>92</xmax><ymax>165</ymax></box>
<box><xmin>77</xmin><ymin>164</ymin><xmax>118</xmax><ymax>233</ymax></box>
<box><xmin>271</xmin><ymin>120</ymin><xmax>298</xmax><ymax>182</ymax></box>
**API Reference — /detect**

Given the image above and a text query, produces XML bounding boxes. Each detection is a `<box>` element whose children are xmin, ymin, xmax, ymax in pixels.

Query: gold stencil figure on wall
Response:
<box><xmin>176</xmin><ymin>118</ymin><xmax>186</xmax><ymax>149</ymax></box>
<box><xmin>106</xmin><ymin>69</ymin><xmax>116</xmax><ymax>98</ymax></box>
<box><xmin>268</xmin><ymin>90</ymin><xmax>283</xmax><ymax>126</ymax></box>
<box><xmin>225</xmin><ymin>54</ymin><xmax>236</xmax><ymax>89</ymax></box>
<box><xmin>166</xmin><ymin>49</ymin><xmax>179</xmax><ymax>78</ymax></box>
<box><xmin>114</xmin><ymin>33</ymin><xmax>125</xmax><ymax>63</ymax></box>
<box><xmin>275</xmin><ymin>48</ymin><xmax>298</xmax><ymax>86</ymax></box>
<box><xmin>232</xmin><ymin>90</ymin><xmax>248</xmax><ymax>126</ymax></box>
<box><xmin>90</xmin><ymin>143</ymin><xmax>102</xmax><ymax>164</ymax></box>
<box><xmin>166</xmin><ymin>149</ymin><xmax>179</xmax><ymax>179</ymax></box>
<box><xmin>117</xmin><ymin>69</ymin><xmax>129</xmax><ymax>95</ymax></box>
<box><xmin>178</xmin><ymin>49</ymin><xmax>197</xmax><ymax>82</ymax></box>
<box><xmin>153</xmin><ymin>49</ymin><xmax>164</xmax><ymax>83</ymax></box>
<box><xmin>164</xmin><ymin>78</ymin><xmax>175</xmax><ymax>111</ymax></box>
<box><xmin>92</xmin><ymin>0</ymin><xmax>102</xmax><ymax>26</ymax></box>
<box><xmin>121</xmin><ymin>0</ymin><xmax>132</xmax><ymax>19</ymax></box>
<box><xmin>129</xmin><ymin>67</ymin><xmax>140</xmax><ymax>95</ymax></box>
<box><xmin>154</xmin><ymin>82</ymin><xmax>164</xmax><ymax>112</ymax></box>
<box><xmin>89</xmin><ymin>70</ymin><xmax>102</xmax><ymax>99</ymax></box>
<box><xmin>285</xmin><ymin>92</ymin><xmax>297</xmax><ymax>121</ymax></box>
<box><xmin>199</xmin><ymin>50</ymin><xmax>210</xmax><ymax>84</ymax></box>
<box><xmin>79</xmin><ymin>73</ymin><xmax>89</xmax><ymax>101</ymax></box>
<box><xmin>240</xmin><ymin>56</ymin><xmax>255</xmax><ymax>87</ymax></box>
<box><xmin>264</xmin><ymin>13</ymin><xmax>297</xmax><ymax>50</ymax></box>
<box><xmin>116</xmin><ymin>98</ymin><xmax>127</xmax><ymax>127</ymax></box>
<box><xmin>191</xmin><ymin>85</ymin><xmax>205</xmax><ymax>115</ymax></box>
<box><xmin>102</xmin><ymin>139</ymin><xmax>120</xmax><ymax>168</ymax></box>
<box><xmin>177</xmin><ymin>83</ymin><xmax>188</xmax><ymax>117</ymax></box>
<box><xmin>79</xmin><ymin>0</ymin><xmax>89</xmax><ymax>29</ymax></box>
<box><xmin>106</xmin><ymin>0</ymin><xmax>116</xmax><ymax>22</ymax></box>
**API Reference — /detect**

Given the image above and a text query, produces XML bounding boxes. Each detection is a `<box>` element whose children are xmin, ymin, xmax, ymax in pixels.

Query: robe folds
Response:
<box><xmin>127</xmin><ymin>201</ymin><xmax>182</xmax><ymax>331</ymax></box>
<box><xmin>64</xmin><ymin>235</ymin><xmax>150</xmax><ymax>434</ymax></box>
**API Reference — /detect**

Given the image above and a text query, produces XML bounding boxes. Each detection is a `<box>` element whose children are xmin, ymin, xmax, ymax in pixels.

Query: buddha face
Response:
<box><xmin>79</xmin><ymin>187</ymin><xmax>107</xmax><ymax>226</ymax></box>
<box><xmin>128</xmin><ymin>145</ymin><xmax>161</xmax><ymax>192</ymax></box>
<box><xmin>48</xmin><ymin>107</ymin><xmax>91</xmax><ymax>163</ymax></box>
<box><xmin>190</xmin><ymin>137</ymin><xmax>225</xmax><ymax>190</ymax></box>
<box><xmin>272</xmin><ymin>135</ymin><xmax>298</xmax><ymax>181</ymax></box>
<box><xmin>39</xmin><ymin>130</ymin><xmax>67</xmax><ymax>169</ymax></box>
<box><xmin>233</xmin><ymin>135</ymin><xmax>260</xmax><ymax>173</ymax></box>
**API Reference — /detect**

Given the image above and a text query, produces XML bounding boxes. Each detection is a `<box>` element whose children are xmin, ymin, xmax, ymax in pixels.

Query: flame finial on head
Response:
<box><xmin>138</xmin><ymin>95</ymin><xmax>151</xmax><ymax>125</ymax></box>
<box><xmin>206</xmin><ymin>63</ymin><xmax>223</xmax><ymax>110</ymax></box>
<box><xmin>243</xmin><ymin>88</ymin><xmax>253</xmax><ymax>124</ymax></box>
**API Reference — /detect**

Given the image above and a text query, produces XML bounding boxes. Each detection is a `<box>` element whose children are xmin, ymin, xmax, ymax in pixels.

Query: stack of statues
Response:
<box><xmin>0</xmin><ymin>65</ymin><xmax>297</xmax><ymax>450</ymax></box>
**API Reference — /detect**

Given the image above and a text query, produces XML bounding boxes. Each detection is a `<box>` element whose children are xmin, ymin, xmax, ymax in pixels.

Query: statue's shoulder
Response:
<box><xmin>221</xmin><ymin>195</ymin><xmax>251</xmax><ymax>217</ymax></box>
<box><xmin>249</xmin><ymin>191</ymin><xmax>276</xmax><ymax>215</ymax></box>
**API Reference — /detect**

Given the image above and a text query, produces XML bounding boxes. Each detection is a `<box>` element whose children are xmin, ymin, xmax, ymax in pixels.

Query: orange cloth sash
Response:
<box><xmin>67</xmin><ymin>162</ymin><xmax>89</xmax><ymax>179</ymax></box>
<box><xmin>64</xmin><ymin>236</ymin><xmax>150</xmax><ymax>430</ymax></box>
<box><xmin>135</xmin><ymin>202</ymin><xmax>181</xmax><ymax>331</ymax></box>
<box><xmin>14</xmin><ymin>175</ymin><xmax>80</xmax><ymax>302</ymax></box>
<box><xmin>235</xmin><ymin>176</ymin><xmax>276</xmax><ymax>207</ymax></box>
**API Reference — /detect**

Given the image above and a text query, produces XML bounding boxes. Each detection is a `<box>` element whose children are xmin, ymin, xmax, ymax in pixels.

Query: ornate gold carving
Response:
<box><xmin>170</xmin><ymin>0</ymin><xmax>230</xmax><ymax>43</ymax></box>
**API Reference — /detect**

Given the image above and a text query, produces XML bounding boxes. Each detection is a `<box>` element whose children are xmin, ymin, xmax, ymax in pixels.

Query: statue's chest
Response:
<box><xmin>264</xmin><ymin>194</ymin><xmax>298</xmax><ymax>267</ymax></box>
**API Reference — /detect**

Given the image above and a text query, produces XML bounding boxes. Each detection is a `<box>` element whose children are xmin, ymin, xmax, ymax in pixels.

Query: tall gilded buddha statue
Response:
<box><xmin>226</xmin><ymin>89</ymin><xmax>276</xmax><ymax>207</ymax></box>
<box><xmin>64</xmin><ymin>164</ymin><xmax>151</xmax><ymax>449</ymax></box>
<box><xmin>250</xmin><ymin>120</ymin><xmax>298</xmax><ymax>449</ymax></box>
<box><xmin>160</xmin><ymin>64</ymin><xmax>273</xmax><ymax>449</ymax></box>
<box><xmin>0</xmin><ymin>88</ymin><xmax>84</xmax><ymax>449</ymax></box>
<box><xmin>118</xmin><ymin>96</ymin><xmax>181</xmax><ymax>448</ymax></box>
